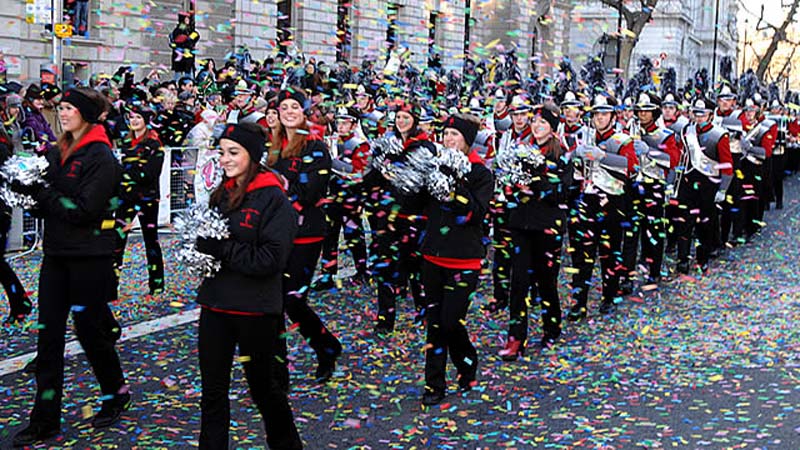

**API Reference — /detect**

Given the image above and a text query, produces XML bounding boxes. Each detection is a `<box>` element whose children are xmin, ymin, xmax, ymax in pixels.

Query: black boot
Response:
<box><xmin>481</xmin><ymin>297</ymin><xmax>508</xmax><ymax>314</ymax></box>
<box><xmin>13</xmin><ymin>423</ymin><xmax>59</xmax><ymax>447</ymax></box>
<box><xmin>92</xmin><ymin>392</ymin><xmax>132</xmax><ymax>428</ymax></box>
<box><xmin>567</xmin><ymin>303</ymin><xmax>587</xmax><ymax>322</ymax></box>
<box><xmin>421</xmin><ymin>389</ymin><xmax>446</xmax><ymax>406</ymax></box>
<box><xmin>315</xmin><ymin>338</ymin><xmax>342</xmax><ymax>383</ymax></box>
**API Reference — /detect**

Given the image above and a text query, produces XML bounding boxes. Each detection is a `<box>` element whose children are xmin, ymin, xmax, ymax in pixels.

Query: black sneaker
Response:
<box><xmin>421</xmin><ymin>390</ymin><xmax>446</xmax><ymax>406</ymax></box>
<box><xmin>676</xmin><ymin>262</ymin><xmax>690</xmax><ymax>275</ymax></box>
<box><xmin>92</xmin><ymin>392</ymin><xmax>131</xmax><ymax>428</ymax></box>
<box><xmin>12</xmin><ymin>422</ymin><xmax>59</xmax><ymax>447</ymax></box>
<box><xmin>315</xmin><ymin>340</ymin><xmax>343</xmax><ymax>383</ymax></box>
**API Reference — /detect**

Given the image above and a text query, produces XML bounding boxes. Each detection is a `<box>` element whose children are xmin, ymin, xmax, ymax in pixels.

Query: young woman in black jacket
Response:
<box><xmin>0</xmin><ymin>124</ymin><xmax>32</xmax><ymax>324</ymax></box>
<box><xmin>269</xmin><ymin>88</ymin><xmax>342</xmax><ymax>383</ymax></box>
<box><xmin>499</xmin><ymin>105</ymin><xmax>572</xmax><ymax>360</ymax></box>
<box><xmin>420</xmin><ymin>114</ymin><xmax>493</xmax><ymax>406</ymax></box>
<box><xmin>362</xmin><ymin>100</ymin><xmax>432</xmax><ymax>335</ymax></box>
<box><xmin>13</xmin><ymin>88</ymin><xmax>129</xmax><ymax>447</ymax></box>
<box><xmin>113</xmin><ymin>103</ymin><xmax>165</xmax><ymax>295</ymax></box>
<box><xmin>195</xmin><ymin>122</ymin><xmax>303</xmax><ymax>449</ymax></box>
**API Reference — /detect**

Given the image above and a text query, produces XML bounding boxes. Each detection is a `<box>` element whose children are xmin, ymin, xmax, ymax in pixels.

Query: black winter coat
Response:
<box><xmin>271</xmin><ymin>137</ymin><xmax>331</xmax><ymax>239</ymax></box>
<box><xmin>506</xmin><ymin>143</ymin><xmax>572</xmax><ymax>232</ymax></box>
<box><xmin>420</xmin><ymin>153</ymin><xmax>493</xmax><ymax>260</ymax></box>
<box><xmin>120</xmin><ymin>130</ymin><xmax>164</xmax><ymax>202</ymax></box>
<box><xmin>36</xmin><ymin>125</ymin><xmax>122</xmax><ymax>257</ymax></box>
<box><xmin>196</xmin><ymin>171</ymin><xmax>298</xmax><ymax>314</ymax></box>
<box><xmin>362</xmin><ymin>130</ymin><xmax>435</xmax><ymax>230</ymax></box>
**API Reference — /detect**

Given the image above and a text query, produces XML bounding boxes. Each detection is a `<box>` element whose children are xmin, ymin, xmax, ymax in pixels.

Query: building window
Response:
<box><xmin>428</xmin><ymin>11</ymin><xmax>438</xmax><ymax>66</ymax></box>
<box><xmin>336</xmin><ymin>0</ymin><xmax>351</xmax><ymax>62</ymax></box>
<box><xmin>277</xmin><ymin>0</ymin><xmax>293</xmax><ymax>56</ymax></box>
<box><xmin>386</xmin><ymin>2</ymin><xmax>400</xmax><ymax>54</ymax></box>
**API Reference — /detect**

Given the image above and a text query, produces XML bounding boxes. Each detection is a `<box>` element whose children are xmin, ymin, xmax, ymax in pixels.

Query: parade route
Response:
<box><xmin>1</xmin><ymin>179</ymin><xmax>799</xmax><ymax>449</ymax></box>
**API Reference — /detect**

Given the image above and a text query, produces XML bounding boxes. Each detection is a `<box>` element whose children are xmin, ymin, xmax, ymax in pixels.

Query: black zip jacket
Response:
<box><xmin>507</xmin><ymin>144</ymin><xmax>572</xmax><ymax>232</ymax></box>
<box><xmin>36</xmin><ymin>125</ymin><xmax>122</xmax><ymax>257</ymax></box>
<box><xmin>420</xmin><ymin>152</ymin><xmax>493</xmax><ymax>260</ymax></box>
<box><xmin>196</xmin><ymin>171</ymin><xmax>298</xmax><ymax>314</ymax></box>
<box><xmin>120</xmin><ymin>129</ymin><xmax>165</xmax><ymax>202</ymax></box>
<box><xmin>271</xmin><ymin>137</ymin><xmax>331</xmax><ymax>239</ymax></box>
<box><xmin>362</xmin><ymin>130</ymin><xmax>435</xmax><ymax>230</ymax></box>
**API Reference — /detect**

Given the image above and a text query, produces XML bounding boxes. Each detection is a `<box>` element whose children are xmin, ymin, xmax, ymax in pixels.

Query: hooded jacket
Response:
<box><xmin>196</xmin><ymin>171</ymin><xmax>298</xmax><ymax>314</ymax></box>
<box><xmin>36</xmin><ymin>124</ymin><xmax>122</xmax><ymax>256</ymax></box>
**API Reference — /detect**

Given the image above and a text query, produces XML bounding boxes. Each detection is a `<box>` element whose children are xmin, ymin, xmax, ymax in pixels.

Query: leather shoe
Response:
<box><xmin>92</xmin><ymin>392</ymin><xmax>131</xmax><ymax>428</ymax></box>
<box><xmin>421</xmin><ymin>390</ymin><xmax>445</xmax><ymax>406</ymax></box>
<box><xmin>13</xmin><ymin>423</ymin><xmax>59</xmax><ymax>447</ymax></box>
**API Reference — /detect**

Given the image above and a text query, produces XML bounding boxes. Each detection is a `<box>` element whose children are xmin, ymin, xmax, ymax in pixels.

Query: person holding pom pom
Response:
<box><xmin>419</xmin><ymin>113</ymin><xmax>493</xmax><ymax>406</ymax></box>
<box><xmin>195</xmin><ymin>122</ymin><xmax>303</xmax><ymax>449</ymax></box>
<box><xmin>12</xmin><ymin>88</ymin><xmax>129</xmax><ymax>447</ymax></box>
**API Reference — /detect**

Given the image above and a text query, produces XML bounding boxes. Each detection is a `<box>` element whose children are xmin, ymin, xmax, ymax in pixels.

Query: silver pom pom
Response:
<box><xmin>495</xmin><ymin>142</ymin><xmax>546</xmax><ymax>186</ymax></box>
<box><xmin>0</xmin><ymin>154</ymin><xmax>50</xmax><ymax>208</ymax></box>
<box><xmin>368</xmin><ymin>135</ymin><xmax>436</xmax><ymax>195</ymax></box>
<box><xmin>173</xmin><ymin>203</ymin><xmax>231</xmax><ymax>279</ymax></box>
<box><xmin>428</xmin><ymin>146</ymin><xmax>471</xmax><ymax>202</ymax></box>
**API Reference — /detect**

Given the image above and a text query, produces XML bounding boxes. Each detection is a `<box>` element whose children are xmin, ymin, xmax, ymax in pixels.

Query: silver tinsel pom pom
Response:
<box><xmin>368</xmin><ymin>135</ymin><xmax>436</xmax><ymax>194</ymax></box>
<box><xmin>428</xmin><ymin>146</ymin><xmax>471</xmax><ymax>202</ymax></box>
<box><xmin>173</xmin><ymin>203</ymin><xmax>231</xmax><ymax>279</ymax></box>
<box><xmin>495</xmin><ymin>142</ymin><xmax>546</xmax><ymax>186</ymax></box>
<box><xmin>0</xmin><ymin>154</ymin><xmax>50</xmax><ymax>209</ymax></box>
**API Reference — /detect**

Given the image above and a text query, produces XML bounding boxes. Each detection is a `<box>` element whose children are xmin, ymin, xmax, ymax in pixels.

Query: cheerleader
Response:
<box><xmin>13</xmin><ymin>88</ymin><xmax>129</xmax><ymax>447</ymax></box>
<box><xmin>362</xmin><ymin>99</ymin><xmax>432</xmax><ymax>335</ymax></box>
<box><xmin>499</xmin><ymin>105</ymin><xmax>570</xmax><ymax>359</ymax></box>
<box><xmin>195</xmin><ymin>123</ymin><xmax>302</xmax><ymax>449</ymax></box>
<box><xmin>420</xmin><ymin>114</ymin><xmax>492</xmax><ymax>405</ymax></box>
<box><xmin>0</xmin><ymin>123</ymin><xmax>32</xmax><ymax>324</ymax></box>
<box><xmin>269</xmin><ymin>88</ymin><xmax>342</xmax><ymax>382</ymax></box>
<box><xmin>113</xmin><ymin>102</ymin><xmax>165</xmax><ymax>296</ymax></box>
<box><xmin>315</xmin><ymin>107</ymin><xmax>370</xmax><ymax>290</ymax></box>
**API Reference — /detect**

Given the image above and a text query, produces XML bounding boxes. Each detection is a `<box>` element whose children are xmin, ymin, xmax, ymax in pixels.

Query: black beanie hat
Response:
<box><xmin>41</xmin><ymin>83</ymin><xmax>61</xmax><ymax>101</ymax></box>
<box><xmin>62</xmin><ymin>89</ymin><xmax>103</xmax><ymax>123</ymax></box>
<box><xmin>24</xmin><ymin>84</ymin><xmax>43</xmax><ymax>101</ymax></box>
<box><xmin>277</xmin><ymin>88</ymin><xmax>307</xmax><ymax>110</ymax></box>
<box><xmin>220</xmin><ymin>124</ymin><xmax>265</xmax><ymax>164</ymax></box>
<box><xmin>532</xmin><ymin>105</ymin><xmax>560</xmax><ymax>132</ymax></box>
<box><xmin>443</xmin><ymin>115</ymin><xmax>479</xmax><ymax>147</ymax></box>
<box><xmin>126</xmin><ymin>102</ymin><xmax>155</xmax><ymax>123</ymax></box>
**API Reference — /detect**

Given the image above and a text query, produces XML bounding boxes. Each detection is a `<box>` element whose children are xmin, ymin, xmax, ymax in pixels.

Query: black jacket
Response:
<box><xmin>362</xmin><ymin>130</ymin><xmax>435</xmax><ymax>230</ymax></box>
<box><xmin>271</xmin><ymin>137</ymin><xmax>331</xmax><ymax>239</ymax></box>
<box><xmin>36</xmin><ymin>125</ymin><xmax>122</xmax><ymax>257</ymax></box>
<box><xmin>506</xmin><ymin>144</ymin><xmax>572</xmax><ymax>232</ymax></box>
<box><xmin>196</xmin><ymin>171</ymin><xmax>298</xmax><ymax>314</ymax></box>
<box><xmin>420</xmin><ymin>153</ymin><xmax>494</xmax><ymax>260</ymax></box>
<box><xmin>120</xmin><ymin>129</ymin><xmax>164</xmax><ymax>202</ymax></box>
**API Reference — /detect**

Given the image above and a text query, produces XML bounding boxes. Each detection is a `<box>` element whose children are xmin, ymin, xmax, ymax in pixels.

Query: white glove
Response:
<box><xmin>714</xmin><ymin>190</ymin><xmax>726</xmax><ymax>204</ymax></box>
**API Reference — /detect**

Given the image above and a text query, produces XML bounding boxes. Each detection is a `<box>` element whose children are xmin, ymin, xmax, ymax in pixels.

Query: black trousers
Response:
<box><xmin>736</xmin><ymin>158</ymin><xmax>765</xmax><ymax>240</ymax></box>
<box><xmin>622</xmin><ymin>181</ymin><xmax>666</xmax><ymax>280</ymax></box>
<box><xmin>772</xmin><ymin>153</ymin><xmax>786</xmax><ymax>207</ymax></box>
<box><xmin>0</xmin><ymin>211</ymin><xmax>29</xmax><ymax>313</ymax></box>
<box><xmin>320</xmin><ymin>204</ymin><xmax>368</xmax><ymax>278</ymax></box>
<box><xmin>621</xmin><ymin>183</ymin><xmax>643</xmax><ymax>283</ymax></box>
<box><xmin>283</xmin><ymin>241</ymin><xmax>339</xmax><ymax>359</ymax></box>
<box><xmin>719</xmin><ymin>166</ymin><xmax>742</xmax><ymax>247</ymax></box>
<box><xmin>199</xmin><ymin>309</ymin><xmax>302</xmax><ymax>450</ymax></box>
<box><xmin>30</xmin><ymin>255</ymin><xmax>125</xmax><ymax>427</ymax></box>
<box><xmin>421</xmin><ymin>261</ymin><xmax>478</xmax><ymax>394</ymax></box>
<box><xmin>508</xmin><ymin>228</ymin><xmax>562</xmax><ymax>345</ymax></box>
<box><xmin>113</xmin><ymin>196</ymin><xmax>165</xmax><ymax>294</ymax></box>
<box><xmin>675</xmin><ymin>173</ymin><xmax>718</xmax><ymax>267</ymax></box>
<box><xmin>372</xmin><ymin>218</ymin><xmax>425</xmax><ymax>329</ymax></box>
<box><xmin>569</xmin><ymin>193</ymin><xmax>625</xmax><ymax>307</ymax></box>
<box><xmin>490</xmin><ymin>208</ymin><xmax>513</xmax><ymax>303</ymax></box>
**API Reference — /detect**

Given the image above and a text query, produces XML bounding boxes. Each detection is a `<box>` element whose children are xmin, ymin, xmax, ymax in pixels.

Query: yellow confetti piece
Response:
<box><xmin>236</xmin><ymin>355</ymin><xmax>251</xmax><ymax>363</ymax></box>
<box><xmin>82</xmin><ymin>405</ymin><xmax>93</xmax><ymax>419</ymax></box>
<box><xmin>101</xmin><ymin>219</ymin><xmax>116</xmax><ymax>230</ymax></box>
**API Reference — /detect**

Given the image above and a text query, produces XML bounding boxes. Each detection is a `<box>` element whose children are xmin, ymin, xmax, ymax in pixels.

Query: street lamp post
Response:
<box><xmin>711</xmin><ymin>0</ymin><xmax>720</xmax><ymax>83</ymax></box>
<box><xmin>741</xmin><ymin>18</ymin><xmax>748</xmax><ymax>74</ymax></box>
<box><xmin>616</xmin><ymin>0</ymin><xmax>622</xmax><ymax>70</ymax></box>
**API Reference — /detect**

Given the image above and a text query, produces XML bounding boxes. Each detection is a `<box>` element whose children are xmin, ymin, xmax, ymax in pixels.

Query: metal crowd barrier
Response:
<box><xmin>5</xmin><ymin>146</ymin><xmax>203</xmax><ymax>255</ymax></box>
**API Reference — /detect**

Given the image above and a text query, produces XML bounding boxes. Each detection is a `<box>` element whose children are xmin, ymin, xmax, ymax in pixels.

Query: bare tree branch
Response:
<box><xmin>756</xmin><ymin>0</ymin><xmax>800</xmax><ymax>81</ymax></box>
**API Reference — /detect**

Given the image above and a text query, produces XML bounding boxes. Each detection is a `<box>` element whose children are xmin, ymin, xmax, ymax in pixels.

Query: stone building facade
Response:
<box><xmin>3</xmin><ymin>0</ymin><xmax>738</xmax><ymax>86</ymax></box>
